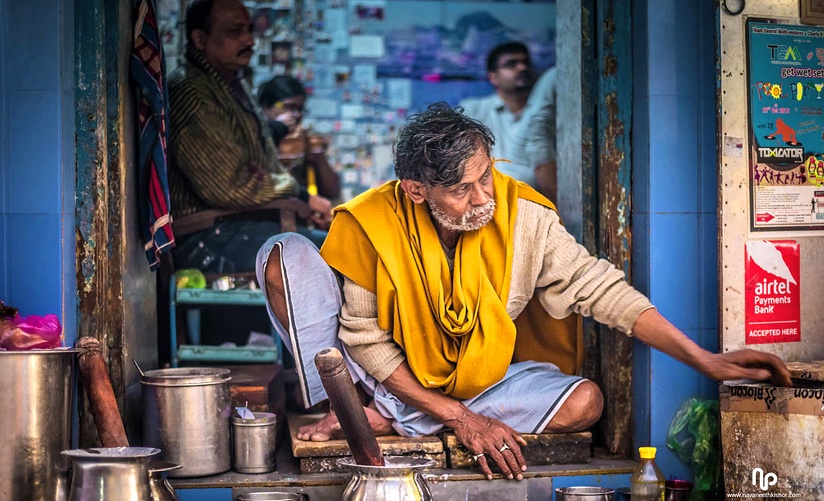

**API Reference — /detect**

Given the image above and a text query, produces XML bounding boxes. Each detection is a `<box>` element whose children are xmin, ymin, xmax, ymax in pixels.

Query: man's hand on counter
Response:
<box><xmin>696</xmin><ymin>350</ymin><xmax>792</xmax><ymax>387</ymax></box>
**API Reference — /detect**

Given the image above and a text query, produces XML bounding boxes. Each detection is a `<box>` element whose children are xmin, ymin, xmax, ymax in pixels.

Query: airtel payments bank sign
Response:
<box><xmin>745</xmin><ymin>240</ymin><xmax>800</xmax><ymax>344</ymax></box>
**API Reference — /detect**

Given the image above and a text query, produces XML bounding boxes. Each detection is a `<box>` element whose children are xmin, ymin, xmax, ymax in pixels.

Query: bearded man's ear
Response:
<box><xmin>400</xmin><ymin>180</ymin><xmax>427</xmax><ymax>204</ymax></box>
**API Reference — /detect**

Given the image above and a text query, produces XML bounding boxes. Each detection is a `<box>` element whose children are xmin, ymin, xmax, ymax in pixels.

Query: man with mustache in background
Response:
<box><xmin>168</xmin><ymin>0</ymin><xmax>333</xmax><ymax>275</ymax></box>
<box><xmin>460</xmin><ymin>42</ymin><xmax>558</xmax><ymax>200</ymax></box>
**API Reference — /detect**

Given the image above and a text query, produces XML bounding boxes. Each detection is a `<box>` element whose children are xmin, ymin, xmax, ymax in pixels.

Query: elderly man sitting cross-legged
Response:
<box><xmin>255</xmin><ymin>103</ymin><xmax>790</xmax><ymax>481</ymax></box>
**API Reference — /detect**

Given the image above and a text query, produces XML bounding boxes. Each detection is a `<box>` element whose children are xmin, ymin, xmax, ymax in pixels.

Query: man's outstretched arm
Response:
<box><xmin>630</xmin><ymin>308</ymin><xmax>792</xmax><ymax>386</ymax></box>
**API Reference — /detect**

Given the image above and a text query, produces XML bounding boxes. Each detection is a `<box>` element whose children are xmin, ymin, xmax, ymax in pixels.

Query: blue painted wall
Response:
<box><xmin>632</xmin><ymin>0</ymin><xmax>719</xmax><ymax>482</ymax></box>
<box><xmin>0</xmin><ymin>0</ymin><xmax>76</xmax><ymax>345</ymax></box>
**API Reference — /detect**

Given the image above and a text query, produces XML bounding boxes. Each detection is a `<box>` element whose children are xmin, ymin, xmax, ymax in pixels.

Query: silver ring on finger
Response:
<box><xmin>472</xmin><ymin>453</ymin><xmax>485</xmax><ymax>461</ymax></box>
<box><xmin>499</xmin><ymin>444</ymin><xmax>510</xmax><ymax>452</ymax></box>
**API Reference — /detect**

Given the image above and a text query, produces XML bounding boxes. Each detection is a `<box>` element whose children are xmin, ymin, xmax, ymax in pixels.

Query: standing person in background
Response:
<box><xmin>258</xmin><ymin>75</ymin><xmax>341</xmax><ymax>202</ymax></box>
<box><xmin>167</xmin><ymin>0</ymin><xmax>334</xmax><ymax>274</ymax></box>
<box><xmin>460</xmin><ymin>42</ymin><xmax>558</xmax><ymax>200</ymax></box>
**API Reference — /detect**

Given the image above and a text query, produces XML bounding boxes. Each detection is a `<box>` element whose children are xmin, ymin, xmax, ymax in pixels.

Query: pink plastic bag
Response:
<box><xmin>0</xmin><ymin>314</ymin><xmax>63</xmax><ymax>350</ymax></box>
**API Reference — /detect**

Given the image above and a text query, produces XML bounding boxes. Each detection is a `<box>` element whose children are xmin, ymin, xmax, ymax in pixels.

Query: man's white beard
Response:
<box><xmin>427</xmin><ymin>196</ymin><xmax>497</xmax><ymax>232</ymax></box>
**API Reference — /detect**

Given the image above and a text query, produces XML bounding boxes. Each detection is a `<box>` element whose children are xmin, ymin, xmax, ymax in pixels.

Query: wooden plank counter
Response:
<box><xmin>287</xmin><ymin>413</ymin><xmax>445</xmax><ymax>473</ymax></box>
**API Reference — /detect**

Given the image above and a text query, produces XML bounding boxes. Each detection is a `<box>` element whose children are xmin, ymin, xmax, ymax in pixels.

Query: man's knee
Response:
<box><xmin>568</xmin><ymin>380</ymin><xmax>604</xmax><ymax>427</ymax></box>
<box><xmin>258</xmin><ymin>233</ymin><xmax>318</xmax><ymax>287</ymax></box>
<box><xmin>545</xmin><ymin>379</ymin><xmax>604</xmax><ymax>432</ymax></box>
<box><xmin>258</xmin><ymin>233</ymin><xmax>318</xmax><ymax>328</ymax></box>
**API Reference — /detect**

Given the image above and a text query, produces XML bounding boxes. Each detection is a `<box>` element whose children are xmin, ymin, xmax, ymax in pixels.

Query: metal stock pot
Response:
<box><xmin>141</xmin><ymin>367</ymin><xmax>232</xmax><ymax>477</ymax></box>
<box><xmin>0</xmin><ymin>348</ymin><xmax>77</xmax><ymax>501</ymax></box>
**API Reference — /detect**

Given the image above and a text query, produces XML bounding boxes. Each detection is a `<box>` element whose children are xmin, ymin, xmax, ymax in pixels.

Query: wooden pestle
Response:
<box><xmin>315</xmin><ymin>348</ymin><xmax>384</xmax><ymax>466</ymax></box>
<box><xmin>76</xmin><ymin>336</ymin><xmax>129</xmax><ymax>448</ymax></box>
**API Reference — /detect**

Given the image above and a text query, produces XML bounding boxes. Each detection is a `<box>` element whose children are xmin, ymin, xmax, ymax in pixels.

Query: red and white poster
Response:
<box><xmin>745</xmin><ymin>240</ymin><xmax>800</xmax><ymax>344</ymax></box>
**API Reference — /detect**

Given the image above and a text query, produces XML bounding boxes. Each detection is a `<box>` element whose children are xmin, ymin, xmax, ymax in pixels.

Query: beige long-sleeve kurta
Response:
<box><xmin>338</xmin><ymin>198</ymin><xmax>654</xmax><ymax>383</ymax></box>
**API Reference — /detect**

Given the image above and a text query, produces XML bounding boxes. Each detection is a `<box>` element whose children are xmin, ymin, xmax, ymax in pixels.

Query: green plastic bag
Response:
<box><xmin>667</xmin><ymin>398</ymin><xmax>721</xmax><ymax>500</ymax></box>
<box><xmin>175</xmin><ymin>268</ymin><xmax>206</xmax><ymax>289</ymax></box>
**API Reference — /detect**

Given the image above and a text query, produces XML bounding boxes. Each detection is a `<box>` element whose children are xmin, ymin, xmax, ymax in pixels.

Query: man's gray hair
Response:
<box><xmin>394</xmin><ymin>102</ymin><xmax>495</xmax><ymax>187</ymax></box>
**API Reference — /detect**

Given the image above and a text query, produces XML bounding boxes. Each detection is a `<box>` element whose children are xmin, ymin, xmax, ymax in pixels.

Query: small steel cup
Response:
<box><xmin>231</xmin><ymin>412</ymin><xmax>278</xmax><ymax>473</ymax></box>
<box><xmin>665</xmin><ymin>479</ymin><xmax>694</xmax><ymax>501</ymax></box>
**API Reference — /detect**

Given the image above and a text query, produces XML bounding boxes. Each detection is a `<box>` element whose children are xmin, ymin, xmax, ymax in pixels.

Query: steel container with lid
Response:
<box><xmin>141</xmin><ymin>367</ymin><xmax>232</xmax><ymax>477</ymax></box>
<box><xmin>231</xmin><ymin>411</ymin><xmax>278</xmax><ymax>473</ymax></box>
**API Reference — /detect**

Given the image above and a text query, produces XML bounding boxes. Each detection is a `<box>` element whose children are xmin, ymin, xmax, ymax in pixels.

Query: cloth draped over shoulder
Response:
<box><xmin>130</xmin><ymin>0</ymin><xmax>174</xmax><ymax>270</ymax></box>
<box><xmin>320</xmin><ymin>169</ymin><xmax>582</xmax><ymax>400</ymax></box>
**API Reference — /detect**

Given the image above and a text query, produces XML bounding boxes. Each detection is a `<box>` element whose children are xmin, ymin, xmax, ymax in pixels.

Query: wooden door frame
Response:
<box><xmin>559</xmin><ymin>0</ymin><xmax>634</xmax><ymax>457</ymax></box>
<box><xmin>75</xmin><ymin>0</ymin><xmax>157</xmax><ymax>447</ymax></box>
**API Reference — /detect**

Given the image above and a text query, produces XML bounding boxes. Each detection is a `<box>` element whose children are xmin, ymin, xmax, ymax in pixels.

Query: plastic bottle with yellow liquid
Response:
<box><xmin>630</xmin><ymin>446</ymin><xmax>665</xmax><ymax>501</ymax></box>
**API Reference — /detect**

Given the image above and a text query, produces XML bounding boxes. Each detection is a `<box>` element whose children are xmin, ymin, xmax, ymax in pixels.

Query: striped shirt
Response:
<box><xmin>168</xmin><ymin>48</ymin><xmax>299</xmax><ymax>218</ymax></box>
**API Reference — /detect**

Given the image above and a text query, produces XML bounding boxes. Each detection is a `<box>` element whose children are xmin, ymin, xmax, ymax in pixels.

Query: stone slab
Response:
<box><xmin>442</xmin><ymin>431</ymin><xmax>592</xmax><ymax>469</ymax></box>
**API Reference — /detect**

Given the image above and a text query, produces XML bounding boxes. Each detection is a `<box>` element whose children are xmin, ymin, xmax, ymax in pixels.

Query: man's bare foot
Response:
<box><xmin>296</xmin><ymin>407</ymin><xmax>395</xmax><ymax>442</ymax></box>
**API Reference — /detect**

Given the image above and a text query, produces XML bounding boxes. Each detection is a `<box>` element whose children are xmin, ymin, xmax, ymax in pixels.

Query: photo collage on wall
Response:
<box><xmin>164</xmin><ymin>0</ymin><xmax>557</xmax><ymax>202</ymax></box>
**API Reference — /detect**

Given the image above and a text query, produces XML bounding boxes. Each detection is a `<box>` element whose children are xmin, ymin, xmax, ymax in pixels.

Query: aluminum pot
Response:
<box><xmin>555</xmin><ymin>486</ymin><xmax>615</xmax><ymax>501</ymax></box>
<box><xmin>141</xmin><ymin>367</ymin><xmax>232</xmax><ymax>477</ymax></box>
<box><xmin>338</xmin><ymin>456</ymin><xmax>435</xmax><ymax>501</ymax></box>
<box><xmin>0</xmin><ymin>348</ymin><xmax>78</xmax><ymax>501</ymax></box>
<box><xmin>62</xmin><ymin>447</ymin><xmax>159</xmax><ymax>501</ymax></box>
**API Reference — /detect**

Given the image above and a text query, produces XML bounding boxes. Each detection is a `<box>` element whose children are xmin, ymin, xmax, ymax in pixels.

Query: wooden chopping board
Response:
<box><xmin>287</xmin><ymin>413</ymin><xmax>443</xmax><ymax>458</ymax></box>
<box><xmin>286</xmin><ymin>413</ymin><xmax>445</xmax><ymax>473</ymax></box>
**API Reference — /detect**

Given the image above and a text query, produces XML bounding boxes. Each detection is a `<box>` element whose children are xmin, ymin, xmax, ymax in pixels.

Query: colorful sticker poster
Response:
<box><xmin>350</xmin><ymin>35</ymin><xmax>385</xmax><ymax>58</ymax></box>
<box><xmin>313</xmin><ymin>43</ymin><xmax>335</xmax><ymax>63</ymax></box>
<box><xmin>272</xmin><ymin>41</ymin><xmax>292</xmax><ymax>65</ymax></box>
<box><xmin>747</xmin><ymin>20</ymin><xmax>824</xmax><ymax>230</ymax></box>
<box><xmin>352</xmin><ymin>64</ymin><xmax>377</xmax><ymax>87</ymax></box>
<box><xmin>352</xmin><ymin>1</ymin><xmax>385</xmax><ymax>21</ymax></box>
<box><xmin>307</xmin><ymin>97</ymin><xmax>338</xmax><ymax>118</ymax></box>
<box><xmin>744</xmin><ymin>240</ymin><xmax>801</xmax><ymax>344</ymax></box>
<box><xmin>386</xmin><ymin>78</ymin><xmax>412</xmax><ymax>109</ymax></box>
<box><xmin>251</xmin><ymin>7</ymin><xmax>276</xmax><ymax>38</ymax></box>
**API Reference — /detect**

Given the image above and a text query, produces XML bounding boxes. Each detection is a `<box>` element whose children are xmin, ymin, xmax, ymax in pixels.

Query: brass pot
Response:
<box><xmin>337</xmin><ymin>456</ymin><xmax>435</xmax><ymax>501</ymax></box>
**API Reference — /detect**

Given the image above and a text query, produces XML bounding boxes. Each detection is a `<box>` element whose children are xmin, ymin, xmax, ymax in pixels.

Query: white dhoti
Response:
<box><xmin>256</xmin><ymin>233</ymin><xmax>584</xmax><ymax>436</ymax></box>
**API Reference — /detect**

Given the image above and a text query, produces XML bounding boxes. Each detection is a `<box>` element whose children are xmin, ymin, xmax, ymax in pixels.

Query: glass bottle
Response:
<box><xmin>630</xmin><ymin>446</ymin><xmax>665</xmax><ymax>501</ymax></box>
